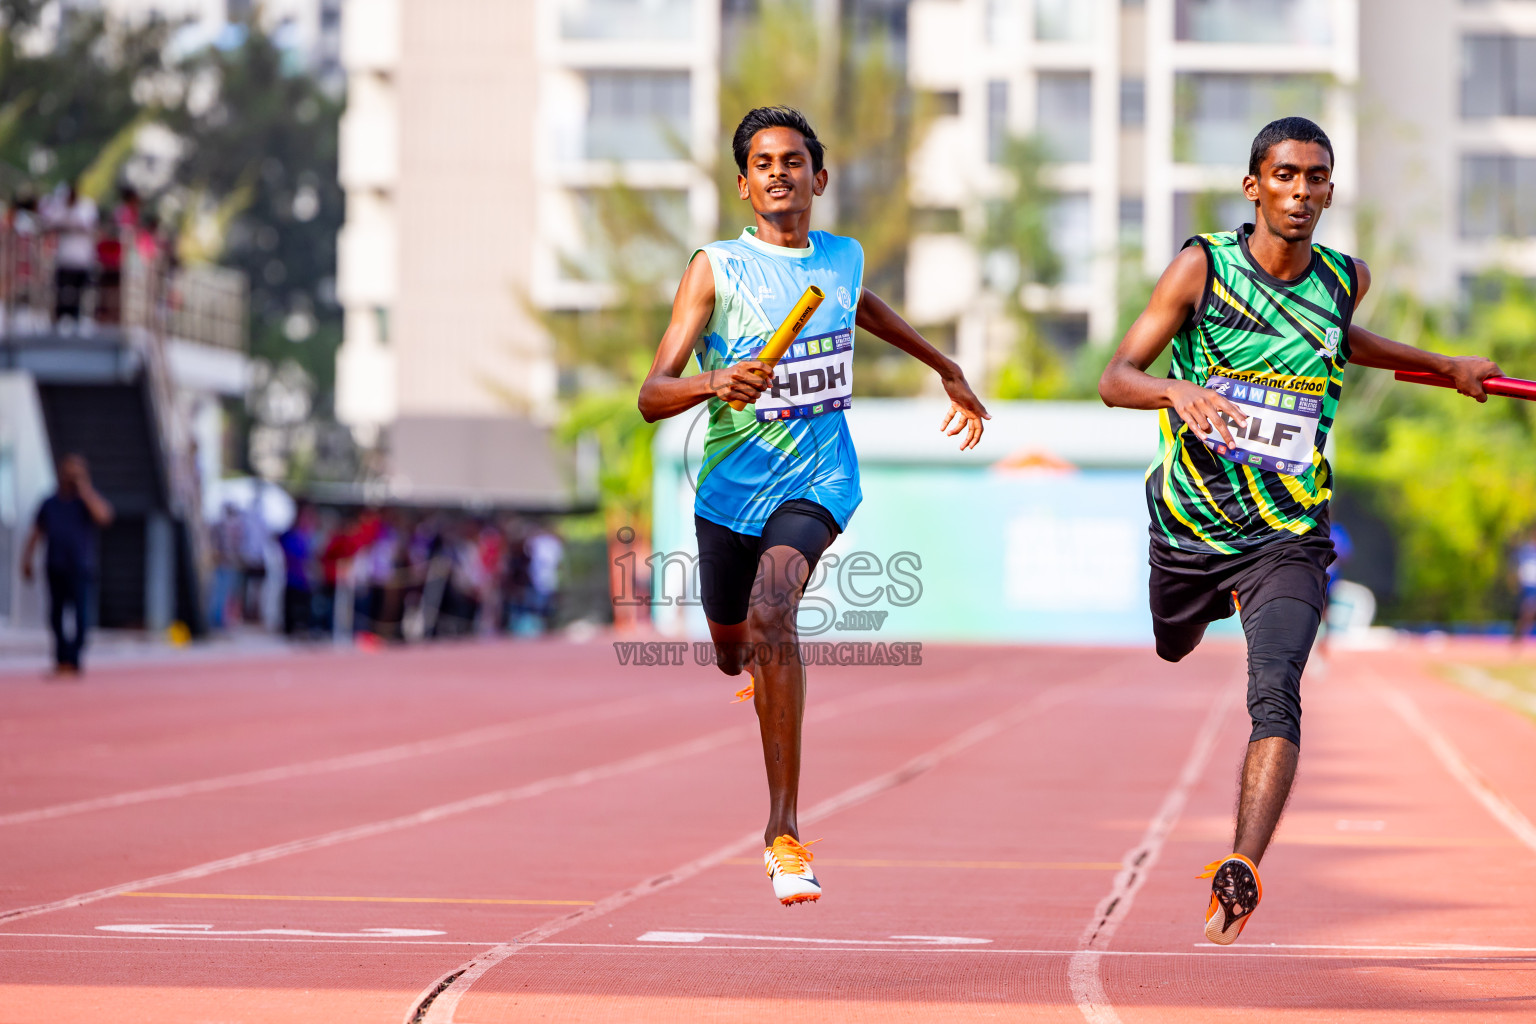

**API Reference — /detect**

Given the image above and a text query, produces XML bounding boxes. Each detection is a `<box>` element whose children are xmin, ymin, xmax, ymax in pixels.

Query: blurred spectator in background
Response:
<box><xmin>114</xmin><ymin>185</ymin><xmax>142</xmax><ymax>233</ymax></box>
<box><xmin>238</xmin><ymin>494</ymin><xmax>270</xmax><ymax>624</ymax></box>
<box><xmin>209</xmin><ymin>501</ymin><xmax>243</xmax><ymax>629</ymax></box>
<box><xmin>279</xmin><ymin>502</ymin><xmax>318</xmax><ymax>637</ymax></box>
<box><xmin>5</xmin><ymin>191</ymin><xmax>43</xmax><ymax>332</ymax></box>
<box><xmin>526</xmin><ymin>520</ymin><xmax>564</xmax><ymax>634</ymax></box>
<box><xmin>1513</xmin><ymin>526</ymin><xmax>1536</xmax><ymax>646</ymax></box>
<box><xmin>19</xmin><ymin>454</ymin><xmax>114</xmax><ymax>676</ymax></box>
<box><xmin>44</xmin><ymin>183</ymin><xmax>97</xmax><ymax>328</ymax></box>
<box><xmin>502</xmin><ymin>519</ymin><xmax>533</xmax><ymax>632</ymax></box>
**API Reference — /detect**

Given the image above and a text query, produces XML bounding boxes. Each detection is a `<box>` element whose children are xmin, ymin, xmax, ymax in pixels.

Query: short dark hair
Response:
<box><xmin>732</xmin><ymin>106</ymin><xmax>825</xmax><ymax>174</ymax></box>
<box><xmin>1248</xmin><ymin>117</ymin><xmax>1334</xmax><ymax>177</ymax></box>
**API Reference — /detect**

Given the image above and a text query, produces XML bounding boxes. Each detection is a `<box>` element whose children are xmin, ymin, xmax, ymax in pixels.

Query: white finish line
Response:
<box><xmin>637</xmin><ymin>931</ymin><xmax>990</xmax><ymax>946</ymax></box>
<box><xmin>97</xmin><ymin>923</ymin><xmax>445</xmax><ymax>938</ymax></box>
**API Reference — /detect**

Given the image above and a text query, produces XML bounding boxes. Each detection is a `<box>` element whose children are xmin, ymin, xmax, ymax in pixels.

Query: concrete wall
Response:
<box><xmin>1358</xmin><ymin>0</ymin><xmax>1458</xmax><ymax>301</ymax></box>
<box><xmin>393</xmin><ymin>1</ymin><xmax>549</xmax><ymax>421</ymax></box>
<box><xmin>0</xmin><ymin>372</ymin><xmax>57</xmax><ymax>629</ymax></box>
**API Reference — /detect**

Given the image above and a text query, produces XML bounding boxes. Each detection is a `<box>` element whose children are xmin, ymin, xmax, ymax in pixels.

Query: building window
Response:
<box><xmin>1120</xmin><ymin>77</ymin><xmax>1145</xmax><ymax>127</ymax></box>
<box><xmin>1037</xmin><ymin>72</ymin><xmax>1092</xmax><ymax>162</ymax></box>
<box><xmin>1175</xmin><ymin>0</ymin><xmax>1330</xmax><ymax>46</ymax></box>
<box><xmin>1035</xmin><ymin>0</ymin><xmax>1093</xmax><ymax>41</ymax></box>
<box><xmin>561</xmin><ymin>0</ymin><xmax>693</xmax><ymax>41</ymax></box>
<box><xmin>1038</xmin><ymin>314</ymin><xmax>1089</xmax><ymax>353</ymax></box>
<box><xmin>913</xmin><ymin>207</ymin><xmax>964</xmax><ymax>234</ymax></box>
<box><xmin>1462</xmin><ymin>35</ymin><xmax>1536</xmax><ymax>119</ymax></box>
<box><xmin>926</xmin><ymin>90</ymin><xmax>961</xmax><ymax>117</ymax></box>
<box><xmin>1174</xmin><ymin>191</ymin><xmax>1256</xmax><ymax>241</ymax></box>
<box><xmin>1174</xmin><ymin>73</ymin><xmax>1325</xmax><ymax>165</ymax></box>
<box><xmin>583</xmin><ymin>71</ymin><xmax>691</xmax><ymax>161</ymax></box>
<box><xmin>987</xmin><ymin>80</ymin><xmax>1009</xmax><ymax>164</ymax></box>
<box><xmin>1461</xmin><ymin>155</ymin><xmax>1536</xmax><ymax>240</ymax></box>
<box><xmin>985</xmin><ymin>0</ymin><xmax>1022</xmax><ymax>48</ymax></box>
<box><xmin>562</xmin><ymin>188</ymin><xmax>691</xmax><ymax>282</ymax></box>
<box><xmin>1049</xmin><ymin>193</ymin><xmax>1093</xmax><ymax>285</ymax></box>
<box><xmin>1119</xmin><ymin>197</ymin><xmax>1144</xmax><ymax>247</ymax></box>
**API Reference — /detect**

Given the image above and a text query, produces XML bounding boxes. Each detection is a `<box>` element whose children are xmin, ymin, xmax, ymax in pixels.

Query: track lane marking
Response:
<box><xmin>120</xmin><ymin>892</ymin><xmax>594</xmax><ymax>907</ymax></box>
<box><xmin>416</xmin><ymin>668</ymin><xmax>1124</xmax><ymax>1024</ymax></box>
<box><xmin>0</xmin><ymin>678</ymin><xmax>948</xmax><ymax>927</ymax></box>
<box><xmin>0</xmin><ymin>691</ymin><xmax>684</xmax><ymax>828</ymax></box>
<box><xmin>1380</xmin><ymin>684</ymin><xmax>1536</xmax><ymax>856</ymax></box>
<box><xmin>636</xmin><ymin>930</ymin><xmax>990</xmax><ymax>945</ymax></box>
<box><xmin>5</xmin><ymin>934</ymin><xmax>1535</xmax><ymax>962</ymax></box>
<box><xmin>1068</xmin><ymin>681</ymin><xmax>1238</xmax><ymax>1024</ymax></box>
<box><xmin>720</xmin><ymin>857</ymin><xmax>1121</xmax><ymax>870</ymax></box>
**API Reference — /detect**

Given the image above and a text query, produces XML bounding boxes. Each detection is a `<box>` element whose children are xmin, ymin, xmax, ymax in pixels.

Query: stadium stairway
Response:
<box><xmin>3</xmin><ymin>332</ymin><xmax>207</xmax><ymax>635</ymax></box>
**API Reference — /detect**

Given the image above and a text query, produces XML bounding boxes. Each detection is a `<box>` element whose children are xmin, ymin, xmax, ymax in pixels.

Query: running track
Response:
<box><xmin>2</xmin><ymin>637</ymin><xmax>1534</xmax><ymax>1022</ymax></box>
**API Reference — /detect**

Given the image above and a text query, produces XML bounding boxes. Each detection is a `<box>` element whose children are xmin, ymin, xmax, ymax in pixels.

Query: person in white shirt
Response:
<box><xmin>44</xmin><ymin>184</ymin><xmax>98</xmax><ymax>325</ymax></box>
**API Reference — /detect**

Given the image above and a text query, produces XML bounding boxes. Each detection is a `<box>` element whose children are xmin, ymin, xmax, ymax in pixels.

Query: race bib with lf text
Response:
<box><xmin>1196</xmin><ymin>374</ymin><xmax>1321</xmax><ymax>476</ymax></box>
<box><xmin>755</xmin><ymin>329</ymin><xmax>854</xmax><ymax>422</ymax></box>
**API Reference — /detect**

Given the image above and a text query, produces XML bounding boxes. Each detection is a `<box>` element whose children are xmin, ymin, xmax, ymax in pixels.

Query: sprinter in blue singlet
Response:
<box><xmin>639</xmin><ymin>107</ymin><xmax>990</xmax><ymax>906</ymax></box>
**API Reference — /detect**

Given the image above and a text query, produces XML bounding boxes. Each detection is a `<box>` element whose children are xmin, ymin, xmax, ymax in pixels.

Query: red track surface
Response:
<box><xmin>2</xmin><ymin>638</ymin><xmax>1535</xmax><ymax>1022</ymax></box>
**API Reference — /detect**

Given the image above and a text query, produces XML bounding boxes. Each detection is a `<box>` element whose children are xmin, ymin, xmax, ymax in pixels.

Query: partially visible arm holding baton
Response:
<box><xmin>1345</xmin><ymin>257</ymin><xmax>1503</xmax><ymax>401</ymax></box>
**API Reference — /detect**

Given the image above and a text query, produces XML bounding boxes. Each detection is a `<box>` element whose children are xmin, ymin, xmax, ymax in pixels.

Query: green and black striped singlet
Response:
<box><xmin>1147</xmin><ymin>225</ymin><xmax>1359</xmax><ymax>555</ymax></box>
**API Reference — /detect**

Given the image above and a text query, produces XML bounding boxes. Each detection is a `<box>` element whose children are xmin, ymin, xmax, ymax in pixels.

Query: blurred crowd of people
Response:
<box><xmin>207</xmin><ymin>501</ymin><xmax>565</xmax><ymax>643</ymax></box>
<box><xmin>0</xmin><ymin>181</ymin><xmax>178</xmax><ymax>332</ymax></box>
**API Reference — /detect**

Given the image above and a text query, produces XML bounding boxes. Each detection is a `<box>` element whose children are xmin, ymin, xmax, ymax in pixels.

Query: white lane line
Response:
<box><xmin>0</xmin><ymin>680</ymin><xmax>936</xmax><ymax>927</ymax></box>
<box><xmin>5</xmin><ymin>933</ymin><xmax>1536</xmax><ymax>960</ymax></box>
<box><xmin>1068</xmin><ymin>681</ymin><xmax>1238</xmax><ymax>1024</ymax></box>
<box><xmin>97</xmin><ymin>923</ymin><xmax>444</xmax><ymax>938</ymax></box>
<box><xmin>0</xmin><ymin>691</ymin><xmax>682</xmax><ymax>828</ymax></box>
<box><xmin>1381</xmin><ymin>685</ymin><xmax>1536</xmax><ymax>855</ymax></box>
<box><xmin>636</xmin><ymin>930</ymin><xmax>990</xmax><ymax>946</ymax></box>
<box><xmin>419</xmin><ymin>676</ymin><xmax>1094</xmax><ymax>1024</ymax></box>
<box><xmin>1445</xmin><ymin>664</ymin><xmax>1536</xmax><ymax>717</ymax></box>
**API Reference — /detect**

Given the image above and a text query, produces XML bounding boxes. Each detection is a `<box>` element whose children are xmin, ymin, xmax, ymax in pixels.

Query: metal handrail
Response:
<box><xmin>0</xmin><ymin>224</ymin><xmax>248</xmax><ymax>351</ymax></box>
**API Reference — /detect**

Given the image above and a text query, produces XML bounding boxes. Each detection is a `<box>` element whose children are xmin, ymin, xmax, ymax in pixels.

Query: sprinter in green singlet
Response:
<box><xmin>1099</xmin><ymin>117</ymin><xmax>1501</xmax><ymax>944</ymax></box>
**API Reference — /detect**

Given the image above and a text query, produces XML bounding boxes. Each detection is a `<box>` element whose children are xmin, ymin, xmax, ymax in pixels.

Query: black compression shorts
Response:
<box><xmin>695</xmin><ymin>499</ymin><xmax>841</xmax><ymax>626</ymax></box>
<box><xmin>1149</xmin><ymin>523</ymin><xmax>1334</xmax><ymax>747</ymax></box>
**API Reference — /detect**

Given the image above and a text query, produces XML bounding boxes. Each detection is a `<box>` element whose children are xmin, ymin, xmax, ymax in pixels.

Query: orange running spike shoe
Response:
<box><xmin>1199</xmin><ymin>854</ymin><xmax>1262</xmax><ymax>944</ymax></box>
<box><xmin>731</xmin><ymin>675</ymin><xmax>754</xmax><ymax>704</ymax></box>
<box><xmin>764</xmin><ymin>834</ymin><xmax>821</xmax><ymax>905</ymax></box>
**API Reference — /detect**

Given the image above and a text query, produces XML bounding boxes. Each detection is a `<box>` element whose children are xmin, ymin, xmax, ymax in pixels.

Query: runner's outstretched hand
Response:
<box><xmin>1167</xmin><ymin>379</ymin><xmax>1248</xmax><ymax>447</ymax></box>
<box><xmin>1445</xmin><ymin>355</ymin><xmax>1503</xmax><ymax>402</ymax></box>
<box><xmin>710</xmin><ymin>360</ymin><xmax>774</xmax><ymax>406</ymax></box>
<box><xmin>939</xmin><ymin>373</ymin><xmax>990</xmax><ymax>451</ymax></box>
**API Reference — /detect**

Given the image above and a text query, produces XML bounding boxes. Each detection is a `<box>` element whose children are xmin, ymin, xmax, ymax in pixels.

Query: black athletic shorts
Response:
<box><xmin>1150</xmin><ymin>519</ymin><xmax>1335</xmax><ymax>747</ymax></box>
<box><xmin>695</xmin><ymin>499</ymin><xmax>841</xmax><ymax>626</ymax></box>
<box><xmin>1148</xmin><ymin>516</ymin><xmax>1335</xmax><ymax>633</ymax></box>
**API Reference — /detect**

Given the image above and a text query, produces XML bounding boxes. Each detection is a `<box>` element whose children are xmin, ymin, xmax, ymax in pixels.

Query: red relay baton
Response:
<box><xmin>1394</xmin><ymin>371</ymin><xmax>1536</xmax><ymax>401</ymax></box>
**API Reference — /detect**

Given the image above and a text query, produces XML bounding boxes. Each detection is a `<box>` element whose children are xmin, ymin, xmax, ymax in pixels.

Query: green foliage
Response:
<box><xmin>166</xmin><ymin>20</ymin><xmax>344</xmax><ymax>370</ymax></box>
<box><xmin>1333</xmin><ymin>277</ymin><xmax>1536</xmax><ymax>621</ymax></box>
<box><xmin>536</xmin><ymin>182</ymin><xmax>687</xmax><ymax>528</ymax></box>
<box><xmin>984</xmin><ymin>136</ymin><xmax>1072</xmax><ymax>400</ymax></box>
<box><xmin>720</xmin><ymin>0</ymin><xmax>930</xmax><ymax>394</ymax></box>
<box><xmin>0</xmin><ymin>12</ymin><xmax>172</xmax><ymax>186</ymax></box>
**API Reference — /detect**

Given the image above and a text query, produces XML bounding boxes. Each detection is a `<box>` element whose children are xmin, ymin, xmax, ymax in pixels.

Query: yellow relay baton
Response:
<box><xmin>727</xmin><ymin>285</ymin><xmax>826</xmax><ymax>411</ymax></box>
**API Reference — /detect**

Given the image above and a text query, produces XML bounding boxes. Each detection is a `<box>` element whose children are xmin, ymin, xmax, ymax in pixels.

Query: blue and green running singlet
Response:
<box><xmin>691</xmin><ymin>227</ymin><xmax>865</xmax><ymax>536</ymax></box>
<box><xmin>1148</xmin><ymin>224</ymin><xmax>1359</xmax><ymax>555</ymax></box>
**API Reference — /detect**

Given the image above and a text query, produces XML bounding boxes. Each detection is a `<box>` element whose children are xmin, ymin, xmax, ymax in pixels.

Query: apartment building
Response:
<box><xmin>53</xmin><ymin>0</ymin><xmax>343</xmax><ymax>85</ymax></box>
<box><xmin>906</xmin><ymin>0</ymin><xmax>1359</xmax><ymax>380</ymax></box>
<box><xmin>333</xmin><ymin>0</ymin><xmax>718</xmax><ymax>504</ymax></box>
<box><xmin>1361</xmin><ymin>0</ymin><xmax>1536</xmax><ymax>300</ymax></box>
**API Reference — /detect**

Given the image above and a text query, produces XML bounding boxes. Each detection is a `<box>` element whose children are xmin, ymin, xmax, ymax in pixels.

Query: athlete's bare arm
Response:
<box><xmin>855</xmin><ymin>288</ymin><xmax>990</xmax><ymax>450</ymax></box>
<box><xmin>638</xmin><ymin>253</ymin><xmax>774</xmax><ymax>422</ymax></box>
<box><xmin>1098</xmin><ymin>247</ymin><xmax>1250</xmax><ymax>446</ymax></box>
<box><xmin>1342</xmin><ymin>258</ymin><xmax>1502</xmax><ymax>402</ymax></box>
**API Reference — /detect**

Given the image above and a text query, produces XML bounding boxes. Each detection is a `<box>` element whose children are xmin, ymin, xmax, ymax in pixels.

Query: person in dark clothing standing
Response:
<box><xmin>20</xmin><ymin>454</ymin><xmax>115</xmax><ymax>676</ymax></box>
